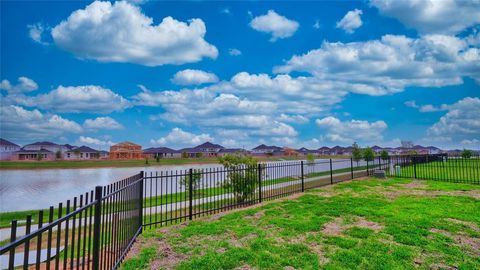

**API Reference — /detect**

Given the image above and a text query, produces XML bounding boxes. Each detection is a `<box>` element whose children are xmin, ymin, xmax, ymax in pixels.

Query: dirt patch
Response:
<box><xmin>148</xmin><ymin>238</ymin><xmax>187</xmax><ymax>270</ymax></box>
<box><xmin>444</xmin><ymin>218</ymin><xmax>480</xmax><ymax>232</ymax></box>
<box><xmin>401</xmin><ymin>181</ymin><xmax>428</xmax><ymax>189</ymax></box>
<box><xmin>382</xmin><ymin>189</ymin><xmax>480</xmax><ymax>200</ymax></box>
<box><xmin>234</xmin><ymin>265</ymin><xmax>255</xmax><ymax>270</ymax></box>
<box><xmin>244</xmin><ymin>210</ymin><xmax>265</xmax><ymax>220</ymax></box>
<box><xmin>430</xmin><ymin>228</ymin><xmax>480</xmax><ymax>256</ymax></box>
<box><xmin>322</xmin><ymin>216</ymin><xmax>383</xmax><ymax>236</ymax></box>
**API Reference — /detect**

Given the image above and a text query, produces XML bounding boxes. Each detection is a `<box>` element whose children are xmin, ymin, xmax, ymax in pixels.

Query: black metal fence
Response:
<box><xmin>1</xmin><ymin>154</ymin><xmax>478</xmax><ymax>269</ymax></box>
<box><xmin>386</xmin><ymin>154</ymin><xmax>480</xmax><ymax>184</ymax></box>
<box><xmin>0</xmin><ymin>172</ymin><xmax>143</xmax><ymax>270</ymax></box>
<box><xmin>141</xmin><ymin>158</ymin><xmax>385</xmax><ymax>228</ymax></box>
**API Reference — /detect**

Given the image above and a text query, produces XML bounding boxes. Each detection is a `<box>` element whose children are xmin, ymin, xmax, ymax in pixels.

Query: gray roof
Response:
<box><xmin>193</xmin><ymin>142</ymin><xmax>224</xmax><ymax>149</ymax></box>
<box><xmin>67</xmin><ymin>146</ymin><xmax>98</xmax><ymax>153</ymax></box>
<box><xmin>24</xmin><ymin>141</ymin><xmax>59</xmax><ymax>146</ymax></box>
<box><xmin>16</xmin><ymin>149</ymin><xmax>53</xmax><ymax>154</ymax></box>
<box><xmin>0</xmin><ymin>138</ymin><xmax>19</xmax><ymax>147</ymax></box>
<box><xmin>143</xmin><ymin>147</ymin><xmax>178</xmax><ymax>154</ymax></box>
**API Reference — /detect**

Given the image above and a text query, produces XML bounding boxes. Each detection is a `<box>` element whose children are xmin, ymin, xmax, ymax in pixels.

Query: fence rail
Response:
<box><xmin>1</xmin><ymin>154</ymin><xmax>478</xmax><ymax>269</ymax></box>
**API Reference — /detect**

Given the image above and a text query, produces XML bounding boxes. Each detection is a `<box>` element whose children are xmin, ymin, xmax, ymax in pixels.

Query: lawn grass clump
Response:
<box><xmin>122</xmin><ymin>178</ymin><xmax>480</xmax><ymax>270</ymax></box>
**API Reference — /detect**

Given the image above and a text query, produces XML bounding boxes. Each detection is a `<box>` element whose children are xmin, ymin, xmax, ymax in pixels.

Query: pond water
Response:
<box><xmin>0</xmin><ymin>159</ymin><xmax>371</xmax><ymax>212</ymax></box>
<box><xmin>0</xmin><ymin>164</ymin><xmax>220</xmax><ymax>212</ymax></box>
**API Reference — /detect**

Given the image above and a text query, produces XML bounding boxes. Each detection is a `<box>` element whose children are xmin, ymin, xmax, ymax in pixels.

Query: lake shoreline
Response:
<box><xmin>0</xmin><ymin>155</ymin><xmax>351</xmax><ymax>170</ymax></box>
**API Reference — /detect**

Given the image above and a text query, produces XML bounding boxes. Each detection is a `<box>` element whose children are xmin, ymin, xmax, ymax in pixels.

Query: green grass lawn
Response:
<box><xmin>395</xmin><ymin>159</ymin><xmax>480</xmax><ymax>183</ymax></box>
<box><xmin>122</xmin><ymin>178</ymin><xmax>480</xmax><ymax>270</ymax></box>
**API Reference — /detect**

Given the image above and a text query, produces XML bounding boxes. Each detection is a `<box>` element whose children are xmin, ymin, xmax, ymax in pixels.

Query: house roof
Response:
<box><xmin>252</xmin><ymin>144</ymin><xmax>282</xmax><ymax>151</ymax></box>
<box><xmin>16</xmin><ymin>148</ymin><xmax>53</xmax><ymax>153</ymax></box>
<box><xmin>24</xmin><ymin>141</ymin><xmax>59</xmax><ymax>147</ymax></box>
<box><xmin>219</xmin><ymin>148</ymin><xmax>247</xmax><ymax>153</ymax></box>
<box><xmin>63</xmin><ymin>144</ymin><xmax>77</xmax><ymax>150</ymax></box>
<box><xmin>318</xmin><ymin>146</ymin><xmax>330</xmax><ymax>150</ymax></box>
<box><xmin>112</xmin><ymin>141</ymin><xmax>141</xmax><ymax>147</ymax></box>
<box><xmin>193</xmin><ymin>142</ymin><xmax>224</xmax><ymax>149</ymax></box>
<box><xmin>143</xmin><ymin>147</ymin><xmax>178</xmax><ymax>154</ymax></box>
<box><xmin>0</xmin><ymin>138</ymin><xmax>19</xmax><ymax>147</ymax></box>
<box><xmin>68</xmin><ymin>146</ymin><xmax>98</xmax><ymax>153</ymax></box>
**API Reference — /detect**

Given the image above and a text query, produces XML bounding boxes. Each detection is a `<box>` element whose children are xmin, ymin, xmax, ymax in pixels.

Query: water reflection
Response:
<box><xmin>0</xmin><ymin>164</ymin><xmax>218</xmax><ymax>212</ymax></box>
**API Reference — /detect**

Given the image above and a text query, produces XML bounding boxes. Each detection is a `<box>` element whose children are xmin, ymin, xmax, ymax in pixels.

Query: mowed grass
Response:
<box><xmin>122</xmin><ymin>178</ymin><xmax>480</xmax><ymax>270</ymax></box>
<box><xmin>396</xmin><ymin>159</ymin><xmax>480</xmax><ymax>183</ymax></box>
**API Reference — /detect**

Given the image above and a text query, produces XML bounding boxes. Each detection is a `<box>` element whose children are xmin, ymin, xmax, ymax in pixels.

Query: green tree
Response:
<box><xmin>380</xmin><ymin>150</ymin><xmax>389</xmax><ymax>160</ymax></box>
<box><xmin>156</xmin><ymin>154</ymin><xmax>160</xmax><ymax>162</ymax></box>
<box><xmin>36</xmin><ymin>153</ymin><xmax>43</xmax><ymax>161</ymax></box>
<box><xmin>306</xmin><ymin>153</ymin><xmax>315</xmax><ymax>166</ymax></box>
<box><xmin>352</xmin><ymin>143</ymin><xmax>362</xmax><ymax>166</ymax></box>
<box><xmin>462</xmin><ymin>149</ymin><xmax>473</xmax><ymax>159</ymax></box>
<box><xmin>195</xmin><ymin>152</ymin><xmax>203</xmax><ymax>158</ymax></box>
<box><xmin>363</xmin><ymin>147</ymin><xmax>375</xmax><ymax>162</ymax></box>
<box><xmin>55</xmin><ymin>150</ymin><xmax>62</xmax><ymax>159</ymax></box>
<box><xmin>145</xmin><ymin>157</ymin><xmax>149</xmax><ymax>165</ymax></box>
<box><xmin>179</xmin><ymin>169</ymin><xmax>202</xmax><ymax>195</ymax></box>
<box><xmin>218</xmin><ymin>153</ymin><xmax>258</xmax><ymax>203</ymax></box>
<box><xmin>181</xmin><ymin>152</ymin><xmax>188</xmax><ymax>158</ymax></box>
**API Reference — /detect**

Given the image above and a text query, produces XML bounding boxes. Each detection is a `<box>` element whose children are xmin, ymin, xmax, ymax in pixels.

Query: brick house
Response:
<box><xmin>109</xmin><ymin>142</ymin><xmax>143</xmax><ymax>159</ymax></box>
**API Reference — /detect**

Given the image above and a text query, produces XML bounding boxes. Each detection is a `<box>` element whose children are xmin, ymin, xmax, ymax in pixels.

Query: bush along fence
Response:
<box><xmin>1</xmin><ymin>154</ymin><xmax>478</xmax><ymax>269</ymax></box>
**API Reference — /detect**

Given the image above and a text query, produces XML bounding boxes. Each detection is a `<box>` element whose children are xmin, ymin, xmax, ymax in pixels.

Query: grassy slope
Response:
<box><xmin>122</xmin><ymin>178</ymin><xmax>480</xmax><ymax>270</ymax></box>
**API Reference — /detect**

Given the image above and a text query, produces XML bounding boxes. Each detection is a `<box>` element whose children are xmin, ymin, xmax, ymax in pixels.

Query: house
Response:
<box><xmin>371</xmin><ymin>145</ymin><xmax>383</xmax><ymax>154</ymax></box>
<box><xmin>251</xmin><ymin>144</ymin><xmax>283</xmax><ymax>156</ymax></box>
<box><xmin>218</xmin><ymin>148</ymin><xmax>249</xmax><ymax>157</ymax></box>
<box><xmin>283</xmin><ymin>147</ymin><xmax>298</xmax><ymax>156</ymax></box>
<box><xmin>143</xmin><ymin>147</ymin><xmax>181</xmax><ymax>159</ymax></box>
<box><xmin>297</xmin><ymin>147</ymin><xmax>317</xmax><ymax>156</ymax></box>
<box><xmin>22</xmin><ymin>141</ymin><xmax>70</xmax><ymax>157</ymax></box>
<box><xmin>330</xmin><ymin>146</ymin><xmax>345</xmax><ymax>155</ymax></box>
<box><xmin>109</xmin><ymin>142</ymin><xmax>143</xmax><ymax>159</ymax></box>
<box><xmin>13</xmin><ymin>149</ymin><xmax>55</xmax><ymax>161</ymax></box>
<box><xmin>317</xmin><ymin>146</ymin><xmax>330</xmax><ymax>155</ymax></box>
<box><xmin>0</xmin><ymin>138</ymin><xmax>21</xmax><ymax>160</ymax></box>
<box><xmin>180</xmin><ymin>142</ymin><xmax>225</xmax><ymax>158</ymax></box>
<box><xmin>65</xmin><ymin>146</ymin><xmax>101</xmax><ymax>160</ymax></box>
<box><xmin>99</xmin><ymin>151</ymin><xmax>109</xmax><ymax>159</ymax></box>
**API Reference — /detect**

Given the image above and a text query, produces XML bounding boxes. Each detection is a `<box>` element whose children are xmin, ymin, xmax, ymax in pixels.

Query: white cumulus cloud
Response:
<box><xmin>316</xmin><ymin>116</ymin><xmax>388</xmax><ymax>144</ymax></box>
<box><xmin>370</xmin><ymin>0</ymin><xmax>480</xmax><ymax>35</ymax></box>
<box><xmin>249</xmin><ymin>10</ymin><xmax>299</xmax><ymax>42</ymax></box>
<box><xmin>0</xmin><ymin>77</ymin><xmax>38</xmax><ymax>93</ymax></box>
<box><xmin>51</xmin><ymin>1</ymin><xmax>218</xmax><ymax>66</ymax></box>
<box><xmin>83</xmin><ymin>117</ymin><xmax>123</xmax><ymax>130</ymax></box>
<box><xmin>336</xmin><ymin>9</ymin><xmax>363</xmax><ymax>34</ymax></box>
<box><xmin>21</xmin><ymin>85</ymin><xmax>131</xmax><ymax>113</ymax></box>
<box><xmin>171</xmin><ymin>69</ymin><xmax>219</xmax><ymax>85</ymax></box>
<box><xmin>0</xmin><ymin>105</ymin><xmax>82</xmax><ymax>140</ymax></box>
<box><xmin>150</xmin><ymin>128</ymin><xmax>213</xmax><ymax>147</ymax></box>
<box><xmin>78</xmin><ymin>136</ymin><xmax>114</xmax><ymax>146</ymax></box>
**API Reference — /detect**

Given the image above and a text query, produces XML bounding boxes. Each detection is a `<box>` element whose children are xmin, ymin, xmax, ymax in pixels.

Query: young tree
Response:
<box><xmin>55</xmin><ymin>150</ymin><xmax>62</xmax><ymax>159</ymax></box>
<box><xmin>181</xmin><ymin>151</ymin><xmax>188</xmax><ymax>159</ymax></box>
<box><xmin>363</xmin><ymin>147</ymin><xmax>375</xmax><ymax>162</ymax></box>
<box><xmin>380</xmin><ymin>150</ymin><xmax>389</xmax><ymax>160</ymax></box>
<box><xmin>306</xmin><ymin>153</ymin><xmax>315</xmax><ymax>166</ymax></box>
<box><xmin>156</xmin><ymin>154</ymin><xmax>160</xmax><ymax>162</ymax></box>
<box><xmin>179</xmin><ymin>169</ymin><xmax>202</xmax><ymax>195</ymax></box>
<box><xmin>195</xmin><ymin>152</ymin><xmax>203</xmax><ymax>158</ymax></box>
<box><xmin>462</xmin><ymin>149</ymin><xmax>473</xmax><ymax>159</ymax></box>
<box><xmin>352</xmin><ymin>143</ymin><xmax>362</xmax><ymax>166</ymax></box>
<box><xmin>218</xmin><ymin>153</ymin><xmax>258</xmax><ymax>203</ymax></box>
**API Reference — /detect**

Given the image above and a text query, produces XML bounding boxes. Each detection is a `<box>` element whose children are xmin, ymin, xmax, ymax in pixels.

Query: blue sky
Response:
<box><xmin>1</xmin><ymin>0</ymin><xmax>479</xmax><ymax>150</ymax></box>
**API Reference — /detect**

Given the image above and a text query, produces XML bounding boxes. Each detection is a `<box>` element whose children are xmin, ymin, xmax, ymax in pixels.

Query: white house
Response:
<box><xmin>22</xmin><ymin>141</ymin><xmax>72</xmax><ymax>156</ymax></box>
<box><xmin>64</xmin><ymin>146</ymin><xmax>100</xmax><ymax>160</ymax></box>
<box><xmin>0</xmin><ymin>138</ymin><xmax>21</xmax><ymax>160</ymax></box>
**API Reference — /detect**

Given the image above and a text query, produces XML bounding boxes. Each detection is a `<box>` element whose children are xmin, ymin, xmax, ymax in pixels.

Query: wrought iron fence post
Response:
<box><xmin>350</xmin><ymin>158</ymin><xmax>354</xmax><ymax>179</ymax></box>
<box><xmin>413</xmin><ymin>156</ymin><xmax>417</xmax><ymax>179</ymax></box>
<box><xmin>92</xmin><ymin>186</ymin><xmax>103</xmax><ymax>270</ymax></box>
<box><xmin>258</xmin><ymin>163</ymin><xmax>263</xmax><ymax>202</ymax></box>
<box><xmin>329</xmin><ymin>159</ymin><xmax>333</xmax><ymax>184</ymax></box>
<box><xmin>8</xmin><ymin>220</ymin><xmax>17</xmax><ymax>270</ymax></box>
<box><xmin>366</xmin><ymin>160</ymin><xmax>369</xmax><ymax>176</ymax></box>
<box><xmin>301</xmin><ymin>161</ymin><xmax>304</xmax><ymax>192</ymax></box>
<box><xmin>139</xmin><ymin>171</ymin><xmax>144</xmax><ymax>233</ymax></box>
<box><xmin>189</xmin><ymin>168</ymin><xmax>193</xmax><ymax>220</ymax></box>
